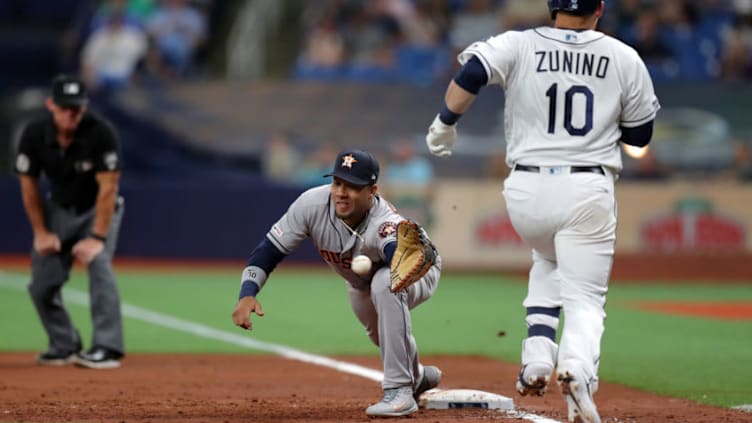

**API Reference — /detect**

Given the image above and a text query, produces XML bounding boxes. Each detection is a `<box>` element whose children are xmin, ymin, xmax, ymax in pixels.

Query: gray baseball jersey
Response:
<box><xmin>267</xmin><ymin>185</ymin><xmax>403</xmax><ymax>290</ymax></box>
<box><xmin>460</xmin><ymin>27</ymin><xmax>660</xmax><ymax>171</ymax></box>
<box><xmin>265</xmin><ymin>184</ymin><xmax>441</xmax><ymax>389</ymax></box>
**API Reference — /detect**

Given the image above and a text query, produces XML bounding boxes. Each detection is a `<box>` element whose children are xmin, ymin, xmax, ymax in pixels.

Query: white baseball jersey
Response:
<box><xmin>460</xmin><ymin>27</ymin><xmax>660</xmax><ymax>171</ymax></box>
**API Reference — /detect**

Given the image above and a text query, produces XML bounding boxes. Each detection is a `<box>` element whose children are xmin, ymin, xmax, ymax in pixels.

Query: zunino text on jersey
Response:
<box><xmin>460</xmin><ymin>27</ymin><xmax>659</xmax><ymax>172</ymax></box>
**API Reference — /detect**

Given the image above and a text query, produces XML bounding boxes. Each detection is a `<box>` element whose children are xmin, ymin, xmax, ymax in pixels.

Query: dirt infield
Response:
<box><xmin>1</xmin><ymin>353</ymin><xmax>749</xmax><ymax>423</ymax></box>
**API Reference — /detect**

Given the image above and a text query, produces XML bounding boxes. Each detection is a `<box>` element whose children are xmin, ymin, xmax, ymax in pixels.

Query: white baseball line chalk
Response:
<box><xmin>0</xmin><ymin>271</ymin><xmax>559</xmax><ymax>422</ymax></box>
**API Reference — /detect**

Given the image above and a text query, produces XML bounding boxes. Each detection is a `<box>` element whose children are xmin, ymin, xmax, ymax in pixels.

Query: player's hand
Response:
<box><xmin>33</xmin><ymin>232</ymin><xmax>61</xmax><ymax>256</ymax></box>
<box><xmin>72</xmin><ymin>238</ymin><xmax>105</xmax><ymax>265</ymax></box>
<box><xmin>232</xmin><ymin>296</ymin><xmax>265</xmax><ymax>331</ymax></box>
<box><xmin>426</xmin><ymin>114</ymin><xmax>457</xmax><ymax>157</ymax></box>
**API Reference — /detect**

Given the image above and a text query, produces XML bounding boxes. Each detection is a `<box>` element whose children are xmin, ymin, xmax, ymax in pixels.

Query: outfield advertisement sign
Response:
<box><xmin>432</xmin><ymin>180</ymin><xmax>751</xmax><ymax>269</ymax></box>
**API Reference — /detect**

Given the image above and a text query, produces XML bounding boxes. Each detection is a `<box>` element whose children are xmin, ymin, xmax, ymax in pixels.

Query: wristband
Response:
<box><xmin>238</xmin><ymin>266</ymin><xmax>268</xmax><ymax>298</ymax></box>
<box><xmin>91</xmin><ymin>233</ymin><xmax>107</xmax><ymax>242</ymax></box>
<box><xmin>239</xmin><ymin>280</ymin><xmax>260</xmax><ymax>299</ymax></box>
<box><xmin>439</xmin><ymin>104</ymin><xmax>462</xmax><ymax>125</ymax></box>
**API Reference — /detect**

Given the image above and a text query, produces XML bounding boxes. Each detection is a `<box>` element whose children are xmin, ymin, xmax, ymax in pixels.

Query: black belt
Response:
<box><xmin>514</xmin><ymin>164</ymin><xmax>605</xmax><ymax>175</ymax></box>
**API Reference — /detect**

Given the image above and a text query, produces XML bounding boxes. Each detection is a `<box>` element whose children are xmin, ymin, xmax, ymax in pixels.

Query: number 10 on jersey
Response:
<box><xmin>545</xmin><ymin>83</ymin><xmax>594</xmax><ymax>136</ymax></box>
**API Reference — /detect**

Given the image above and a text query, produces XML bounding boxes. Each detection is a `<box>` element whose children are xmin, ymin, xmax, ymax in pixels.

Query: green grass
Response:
<box><xmin>1</xmin><ymin>266</ymin><xmax>751</xmax><ymax>408</ymax></box>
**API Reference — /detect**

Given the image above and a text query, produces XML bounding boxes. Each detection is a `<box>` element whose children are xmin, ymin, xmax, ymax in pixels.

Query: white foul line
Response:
<box><xmin>0</xmin><ymin>271</ymin><xmax>559</xmax><ymax>423</ymax></box>
<box><xmin>0</xmin><ymin>272</ymin><xmax>382</xmax><ymax>382</ymax></box>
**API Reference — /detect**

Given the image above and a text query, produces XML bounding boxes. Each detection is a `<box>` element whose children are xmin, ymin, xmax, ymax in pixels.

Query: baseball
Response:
<box><xmin>351</xmin><ymin>255</ymin><xmax>372</xmax><ymax>276</ymax></box>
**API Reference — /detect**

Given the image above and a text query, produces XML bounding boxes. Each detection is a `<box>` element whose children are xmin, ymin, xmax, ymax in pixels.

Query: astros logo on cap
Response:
<box><xmin>341</xmin><ymin>154</ymin><xmax>358</xmax><ymax>169</ymax></box>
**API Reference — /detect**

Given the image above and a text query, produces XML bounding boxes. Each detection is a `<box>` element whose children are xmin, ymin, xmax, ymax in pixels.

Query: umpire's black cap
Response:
<box><xmin>51</xmin><ymin>74</ymin><xmax>88</xmax><ymax>107</ymax></box>
<box><xmin>324</xmin><ymin>149</ymin><xmax>380</xmax><ymax>186</ymax></box>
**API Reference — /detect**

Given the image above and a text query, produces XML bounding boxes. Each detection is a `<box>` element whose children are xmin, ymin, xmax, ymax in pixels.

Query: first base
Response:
<box><xmin>419</xmin><ymin>388</ymin><xmax>514</xmax><ymax>410</ymax></box>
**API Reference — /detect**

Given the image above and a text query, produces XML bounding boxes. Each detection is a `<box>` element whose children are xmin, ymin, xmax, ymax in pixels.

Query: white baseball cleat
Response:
<box><xmin>516</xmin><ymin>362</ymin><xmax>554</xmax><ymax>396</ymax></box>
<box><xmin>556</xmin><ymin>369</ymin><xmax>601</xmax><ymax>423</ymax></box>
<box><xmin>365</xmin><ymin>386</ymin><xmax>419</xmax><ymax>417</ymax></box>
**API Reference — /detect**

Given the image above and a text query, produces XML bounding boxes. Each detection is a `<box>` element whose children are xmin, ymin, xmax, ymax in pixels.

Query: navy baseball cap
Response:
<box><xmin>51</xmin><ymin>74</ymin><xmax>88</xmax><ymax>107</ymax></box>
<box><xmin>324</xmin><ymin>149</ymin><xmax>380</xmax><ymax>186</ymax></box>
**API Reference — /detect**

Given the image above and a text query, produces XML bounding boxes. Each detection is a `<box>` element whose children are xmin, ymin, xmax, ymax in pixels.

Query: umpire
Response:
<box><xmin>14</xmin><ymin>74</ymin><xmax>125</xmax><ymax>369</ymax></box>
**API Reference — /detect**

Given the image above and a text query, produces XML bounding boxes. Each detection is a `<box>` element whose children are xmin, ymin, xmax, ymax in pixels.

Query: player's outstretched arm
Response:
<box><xmin>444</xmin><ymin>80</ymin><xmax>478</xmax><ymax>114</ymax></box>
<box><xmin>232</xmin><ymin>296</ymin><xmax>265</xmax><ymax>331</ymax></box>
<box><xmin>231</xmin><ymin>238</ymin><xmax>286</xmax><ymax>330</ymax></box>
<box><xmin>426</xmin><ymin>56</ymin><xmax>487</xmax><ymax>157</ymax></box>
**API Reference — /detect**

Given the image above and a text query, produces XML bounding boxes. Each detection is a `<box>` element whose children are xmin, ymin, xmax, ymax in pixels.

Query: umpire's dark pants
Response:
<box><xmin>28</xmin><ymin>197</ymin><xmax>125</xmax><ymax>355</ymax></box>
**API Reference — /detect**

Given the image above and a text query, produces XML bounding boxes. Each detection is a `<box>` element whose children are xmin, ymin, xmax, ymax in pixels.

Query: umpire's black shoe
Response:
<box><xmin>36</xmin><ymin>349</ymin><xmax>78</xmax><ymax>366</ymax></box>
<box><xmin>74</xmin><ymin>346</ymin><xmax>123</xmax><ymax>369</ymax></box>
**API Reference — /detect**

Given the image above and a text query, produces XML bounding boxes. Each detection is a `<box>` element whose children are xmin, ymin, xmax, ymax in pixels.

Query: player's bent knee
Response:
<box><xmin>87</xmin><ymin>254</ymin><xmax>114</xmax><ymax>271</ymax></box>
<box><xmin>28</xmin><ymin>281</ymin><xmax>61</xmax><ymax>303</ymax></box>
<box><xmin>369</xmin><ymin>268</ymin><xmax>392</xmax><ymax>298</ymax></box>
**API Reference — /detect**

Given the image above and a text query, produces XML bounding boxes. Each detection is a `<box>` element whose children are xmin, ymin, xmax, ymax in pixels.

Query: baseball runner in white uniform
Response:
<box><xmin>425</xmin><ymin>1</ymin><xmax>659</xmax><ymax>422</ymax></box>
<box><xmin>231</xmin><ymin>149</ymin><xmax>442</xmax><ymax>417</ymax></box>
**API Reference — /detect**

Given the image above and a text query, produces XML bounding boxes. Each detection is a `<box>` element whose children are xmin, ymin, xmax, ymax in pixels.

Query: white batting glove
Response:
<box><xmin>426</xmin><ymin>114</ymin><xmax>457</xmax><ymax>157</ymax></box>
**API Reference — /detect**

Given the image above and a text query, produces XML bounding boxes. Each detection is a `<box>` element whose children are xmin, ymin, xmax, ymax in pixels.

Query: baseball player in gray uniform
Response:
<box><xmin>231</xmin><ymin>149</ymin><xmax>442</xmax><ymax>417</ymax></box>
<box><xmin>425</xmin><ymin>1</ymin><xmax>659</xmax><ymax>422</ymax></box>
<box><xmin>15</xmin><ymin>75</ymin><xmax>125</xmax><ymax>369</ymax></box>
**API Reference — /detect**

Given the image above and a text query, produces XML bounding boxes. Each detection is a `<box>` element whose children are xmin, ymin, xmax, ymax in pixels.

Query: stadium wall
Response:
<box><xmin>2</xmin><ymin>176</ymin><xmax>751</xmax><ymax>280</ymax></box>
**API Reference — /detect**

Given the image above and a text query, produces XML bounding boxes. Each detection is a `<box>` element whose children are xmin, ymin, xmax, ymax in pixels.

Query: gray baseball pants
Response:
<box><xmin>348</xmin><ymin>255</ymin><xmax>441</xmax><ymax>390</ymax></box>
<box><xmin>28</xmin><ymin>197</ymin><xmax>125</xmax><ymax>355</ymax></box>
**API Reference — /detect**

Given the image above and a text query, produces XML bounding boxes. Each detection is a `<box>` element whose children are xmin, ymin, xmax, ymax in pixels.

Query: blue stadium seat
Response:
<box><xmin>395</xmin><ymin>46</ymin><xmax>450</xmax><ymax>86</ymax></box>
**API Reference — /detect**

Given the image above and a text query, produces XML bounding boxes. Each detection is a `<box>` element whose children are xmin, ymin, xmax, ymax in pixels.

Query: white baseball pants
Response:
<box><xmin>503</xmin><ymin>166</ymin><xmax>616</xmax><ymax>383</ymax></box>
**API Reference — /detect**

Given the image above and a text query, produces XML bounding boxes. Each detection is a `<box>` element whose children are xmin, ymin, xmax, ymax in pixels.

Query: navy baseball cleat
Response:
<box><xmin>74</xmin><ymin>346</ymin><xmax>123</xmax><ymax>369</ymax></box>
<box><xmin>516</xmin><ymin>362</ymin><xmax>554</xmax><ymax>396</ymax></box>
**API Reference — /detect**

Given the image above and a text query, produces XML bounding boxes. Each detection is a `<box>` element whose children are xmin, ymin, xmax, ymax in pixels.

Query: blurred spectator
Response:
<box><xmin>696</xmin><ymin>0</ymin><xmax>736</xmax><ymax>48</ymax></box>
<box><xmin>721</xmin><ymin>29</ymin><xmax>752</xmax><ymax>79</ymax></box>
<box><xmin>381</xmin><ymin>138</ymin><xmax>435</xmax><ymax>227</ymax></box>
<box><xmin>294</xmin><ymin>141</ymin><xmax>341</xmax><ymax>188</ymax></box>
<box><xmin>146</xmin><ymin>0</ymin><xmax>207</xmax><ymax>78</ymax></box>
<box><xmin>91</xmin><ymin>0</ymin><xmax>154</xmax><ymax>32</ymax></box>
<box><xmin>80</xmin><ymin>12</ymin><xmax>149</xmax><ymax>91</ymax></box>
<box><xmin>262</xmin><ymin>130</ymin><xmax>300</xmax><ymax>186</ymax></box>
<box><xmin>500</xmin><ymin>0</ymin><xmax>549</xmax><ymax>31</ymax></box>
<box><xmin>60</xmin><ymin>0</ymin><xmax>154</xmax><ymax>73</ymax></box>
<box><xmin>615</xmin><ymin>0</ymin><xmax>643</xmax><ymax>33</ymax></box>
<box><xmin>448</xmin><ymin>0</ymin><xmax>502</xmax><ymax>55</ymax></box>
<box><xmin>306</xmin><ymin>15</ymin><xmax>347</xmax><ymax>68</ymax></box>
<box><xmin>344</xmin><ymin>3</ymin><xmax>402</xmax><ymax>82</ymax></box>
<box><xmin>402</xmin><ymin>0</ymin><xmax>449</xmax><ymax>48</ymax></box>
<box><xmin>394</xmin><ymin>0</ymin><xmax>451</xmax><ymax>86</ymax></box>
<box><xmin>657</xmin><ymin>0</ymin><xmax>718</xmax><ymax>80</ymax></box>
<box><xmin>631</xmin><ymin>7</ymin><xmax>680</xmax><ymax>80</ymax></box>
<box><xmin>296</xmin><ymin>0</ymin><xmax>452</xmax><ymax>85</ymax></box>
<box><xmin>720</xmin><ymin>4</ymin><xmax>752</xmax><ymax>80</ymax></box>
<box><xmin>383</xmin><ymin>138</ymin><xmax>434</xmax><ymax>184</ymax></box>
<box><xmin>294</xmin><ymin>12</ymin><xmax>347</xmax><ymax>80</ymax></box>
